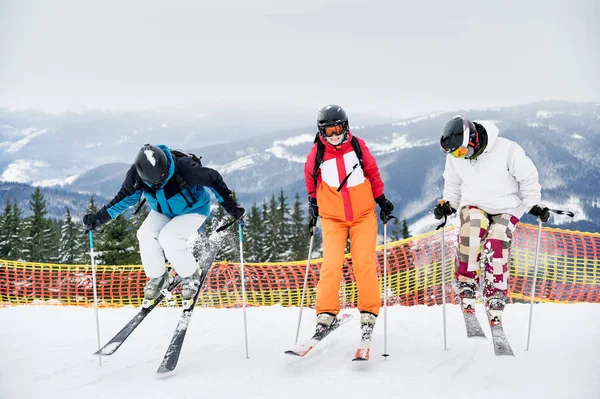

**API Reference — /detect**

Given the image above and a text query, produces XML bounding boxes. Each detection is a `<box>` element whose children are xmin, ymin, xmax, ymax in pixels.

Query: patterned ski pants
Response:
<box><xmin>455</xmin><ymin>206</ymin><xmax>520</xmax><ymax>298</ymax></box>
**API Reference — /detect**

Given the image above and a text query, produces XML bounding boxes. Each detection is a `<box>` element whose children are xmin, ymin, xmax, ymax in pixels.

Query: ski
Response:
<box><xmin>285</xmin><ymin>313</ymin><xmax>353</xmax><ymax>357</ymax></box>
<box><xmin>156</xmin><ymin>242</ymin><xmax>222</xmax><ymax>374</ymax></box>
<box><xmin>487</xmin><ymin>314</ymin><xmax>514</xmax><ymax>356</ymax></box>
<box><xmin>461</xmin><ymin>305</ymin><xmax>487</xmax><ymax>338</ymax></box>
<box><xmin>94</xmin><ymin>275</ymin><xmax>182</xmax><ymax>356</ymax></box>
<box><xmin>352</xmin><ymin>341</ymin><xmax>371</xmax><ymax>361</ymax></box>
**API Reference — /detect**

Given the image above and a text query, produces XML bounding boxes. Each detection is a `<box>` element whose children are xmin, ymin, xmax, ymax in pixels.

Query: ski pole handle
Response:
<box><xmin>435</xmin><ymin>200</ymin><xmax>449</xmax><ymax>230</ymax></box>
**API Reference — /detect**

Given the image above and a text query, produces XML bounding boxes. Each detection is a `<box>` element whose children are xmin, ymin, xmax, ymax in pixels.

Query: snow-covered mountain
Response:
<box><xmin>0</xmin><ymin>102</ymin><xmax>398</xmax><ymax>183</ymax></box>
<box><xmin>1</xmin><ymin>101</ymin><xmax>599</xmax><ymax>232</ymax></box>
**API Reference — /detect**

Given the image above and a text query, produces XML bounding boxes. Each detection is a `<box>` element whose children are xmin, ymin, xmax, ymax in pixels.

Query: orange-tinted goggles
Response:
<box><xmin>322</xmin><ymin>124</ymin><xmax>345</xmax><ymax>137</ymax></box>
<box><xmin>450</xmin><ymin>146</ymin><xmax>469</xmax><ymax>158</ymax></box>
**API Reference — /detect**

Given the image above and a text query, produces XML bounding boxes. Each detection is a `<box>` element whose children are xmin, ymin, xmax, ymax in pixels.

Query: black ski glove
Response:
<box><xmin>308</xmin><ymin>197</ymin><xmax>319</xmax><ymax>233</ymax></box>
<box><xmin>83</xmin><ymin>207</ymin><xmax>111</xmax><ymax>232</ymax></box>
<box><xmin>433</xmin><ymin>201</ymin><xmax>456</xmax><ymax>220</ymax></box>
<box><xmin>222</xmin><ymin>198</ymin><xmax>246</xmax><ymax>220</ymax></box>
<box><xmin>375</xmin><ymin>194</ymin><xmax>394</xmax><ymax>223</ymax></box>
<box><xmin>529</xmin><ymin>205</ymin><xmax>550</xmax><ymax>223</ymax></box>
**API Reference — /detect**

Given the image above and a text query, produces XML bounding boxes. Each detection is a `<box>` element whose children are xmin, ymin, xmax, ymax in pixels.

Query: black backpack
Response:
<box><xmin>134</xmin><ymin>149</ymin><xmax>203</xmax><ymax>214</ymax></box>
<box><xmin>311</xmin><ymin>133</ymin><xmax>364</xmax><ymax>193</ymax></box>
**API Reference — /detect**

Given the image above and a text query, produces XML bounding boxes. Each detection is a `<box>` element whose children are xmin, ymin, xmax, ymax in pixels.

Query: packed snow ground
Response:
<box><xmin>1</xmin><ymin>303</ymin><xmax>599</xmax><ymax>399</ymax></box>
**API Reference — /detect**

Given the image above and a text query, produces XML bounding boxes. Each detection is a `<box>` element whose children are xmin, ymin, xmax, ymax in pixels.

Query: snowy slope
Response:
<box><xmin>1</xmin><ymin>304</ymin><xmax>599</xmax><ymax>399</ymax></box>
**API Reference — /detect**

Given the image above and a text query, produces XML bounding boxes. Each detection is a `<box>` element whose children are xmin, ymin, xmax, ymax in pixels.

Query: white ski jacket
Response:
<box><xmin>442</xmin><ymin>120</ymin><xmax>541</xmax><ymax>219</ymax></box>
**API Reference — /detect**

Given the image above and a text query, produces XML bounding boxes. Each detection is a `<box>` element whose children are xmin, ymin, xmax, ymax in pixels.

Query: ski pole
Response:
<box><xmin>88</xmin><ymin>231</ymin><xmax>102</xmax><ymax>367</ymax></box>
<box><xmin>548</xmin><ymin>209</ymin><xmax>574</xmax><ymax>217</ymax></box>
<box><xmin>436</xmin><ymin>215</ymin><xmax>448</xmax><ymax>351</ymax></box>
<box><xmin>382</xmin><ymin>222</ymin><xmax>390</xmax><ymax>358</ymax></box>
<box><xmin>526</xmin><ymin>208</ymin><xmax>573</xmax><ymax>350</ymax></box>
<box><xmin>294</xmin><ymin>229</ymin><xmax>315</xmax><ymax>345</ymax></box>
<box><xmin>526</xmin><ymin>219</ymin><xmax>543</xmax><ymax>351</ymax></box>
<box><xmin>238</xmin><ymin>221</ymin><xmax>249</xmax><ymax>359</ymax></box>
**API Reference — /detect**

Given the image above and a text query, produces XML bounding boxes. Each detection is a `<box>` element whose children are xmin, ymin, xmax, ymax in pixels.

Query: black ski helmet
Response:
<box><xmin>440</xmin><ymin>116</ymin><xmax>483</xmax><ymax>159</ymax></box>
<box><xmin>135</xmin><ymin>144</ymin><xmax>169</xmax><ymax>187</ymax></box>
<box><xmin>317</xmin><ymin>105</ymin><xmax>349</xmax><ymax>141</ymax></box>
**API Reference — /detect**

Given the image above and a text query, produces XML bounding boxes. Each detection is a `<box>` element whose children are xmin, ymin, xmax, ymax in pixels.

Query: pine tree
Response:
<box><xmin>45</xmin><ymin>218</ymin><xmax>62</xmax><ymax>262</ymax></box>
<box><xmin>276</xmin><ymin>189</ymin><xmax>292</xmax><ymax>261</ymax></box>
<box><xmin>289</xmin><ymin>193</ymin><xmax>310</xmax><ymax>261</ymax></box>
<box><xmin>96</xmin><ymin>214</ymin><xmax>139</xmax><ymax>265</ymax></box>
<box><xmin>390</xmin><ymin>217</ymin><xmax>402</xmax><ymax>241</ymax></box>
<box><xmin>86</xmin><ymin>195</ymin><xmax>98</xmax><ymax>213</ymax></box>
<box><xmin>402</xmin><ymin>219</ymin><xmax>411</xmax><ymax>239</ymax></box>
<box><xmin>263</xmin><ymin>195</ymin><xmax>280</xmax><ymax>262</ymax></box>
<box><xmin>0</xmin><ymin>199</ymin><xmax>12</xmax><ymax>259</ymax></box>
<box><xmin>22</xmin><ymin>188</ymin><xmax>54</xmax><ymax>262</ymax></box>
<box><xmin>58</xmin><ymin>208</ymin><xmax>84</xmax><ymax>264</ymax></box>
<box><xmin>244</xmin><ymin>203</ymin><xmax>266</xmax><ymax>262</ymax></box>
<box><xmin>8</xmin><ymin>199</ymin><xmax>23</xmax><ymax>260</ymax></box>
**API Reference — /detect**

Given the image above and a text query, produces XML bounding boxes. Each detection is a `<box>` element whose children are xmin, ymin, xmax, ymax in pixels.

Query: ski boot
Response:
<box><xmin>359</xmin><ymin>312</ymin><xmax>377</xmax><ymax>341</ymax></box>
<box><xmin>142</xmin><ymin>270</ymin><xmax>171</xmax><ymax>308</ymax></box>
<box><xmin>316</xmin><ymin>312</ymin><xmax>336</xmax><ymax>327</ymax></box>
<box><xmin>351</xmin><ymin>312</ymin><xmax>377</xmax><ymax>361</ymax></box>
<box><xmin>314</xmin><ymin>312</ymin><xmax>337</xmax><ymax>337</ymax></box>
<box><xmin>485</xmin><ymin>292</ymin><xmax>506</xmax><ymax>326</ymax></box>
<box><xmin>181</xmin><ymin>269</ymin><xmax>202</xmax><ymax>310</ymax></box>
<box><xmin>457</xmin><ymin>281</ymin><xmax>477</xmax><ymax>313</ymax></box>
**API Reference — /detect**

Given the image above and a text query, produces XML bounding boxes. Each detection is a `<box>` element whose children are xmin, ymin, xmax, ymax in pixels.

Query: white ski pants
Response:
<box><xmin>136</xmin><ymin>210</ymin><xmax>207</xmax><ymax>278</ymax></box>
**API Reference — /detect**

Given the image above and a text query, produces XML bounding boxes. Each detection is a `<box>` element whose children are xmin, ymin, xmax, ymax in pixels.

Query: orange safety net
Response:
<box><xmin>1</xmin><ymin>223</ymin><xmax>599</xmax><ymax>308</ymax></box>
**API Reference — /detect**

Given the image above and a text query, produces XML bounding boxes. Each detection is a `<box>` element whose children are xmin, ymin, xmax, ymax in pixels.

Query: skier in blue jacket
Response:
<box><xmin>83</xmin><ymin>144</ymin><xmax>245</xmax><ymax>305</ymax></box>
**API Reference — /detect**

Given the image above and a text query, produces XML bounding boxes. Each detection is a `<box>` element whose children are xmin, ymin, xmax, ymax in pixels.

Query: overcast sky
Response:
<box><xmin>0</xmin><ymin>0</ymin><xmax>598</xmax><ymax>117</ymax></box>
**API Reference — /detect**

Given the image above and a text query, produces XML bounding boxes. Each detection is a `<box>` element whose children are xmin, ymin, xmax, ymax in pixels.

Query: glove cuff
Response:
<box><xmin>99</xmin><ymin>207</ymin><xmax>112</xmax><ymax>224</ymax></box>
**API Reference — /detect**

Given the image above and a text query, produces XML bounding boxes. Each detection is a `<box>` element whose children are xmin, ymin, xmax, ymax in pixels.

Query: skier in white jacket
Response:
<box><xmin>433</xmin><ymin>115</ymin><xmax>549</xmax><ymax>325</ymax></box>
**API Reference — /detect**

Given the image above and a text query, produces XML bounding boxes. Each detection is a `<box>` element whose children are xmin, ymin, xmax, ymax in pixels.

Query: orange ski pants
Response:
<box><xmin>316</xmin><ymin>210</ymin><xmax>380</xmax><ymax>316</ymax></box>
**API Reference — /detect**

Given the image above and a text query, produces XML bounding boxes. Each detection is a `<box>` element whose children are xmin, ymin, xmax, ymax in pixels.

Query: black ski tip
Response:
<box><xmin>156</xmin><ymin>365</ymin><xmax>175</xmax><ymax>375</ymax></box>
<box><xmin>284</xmin><ymin>350</ymin><xmax>301</xmax><ymax>356</ymax></box>
<box><xmin>352</xmin><ymin>357</ymin><xmax>368</xmax><ymax>362</ymax></box>
<box><xmin>381</xmin><ymin>353</ymin><xmax>390</xmax><ymax>358</ymax></box>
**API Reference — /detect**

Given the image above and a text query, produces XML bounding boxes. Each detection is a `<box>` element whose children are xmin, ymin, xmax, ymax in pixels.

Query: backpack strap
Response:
<box><xmin>350</xmin><ymin>136</ymin><xmax>364</xmax><ymax>170</ymax></box>
<box><xmin>311</xmin><ymin>139</ymin><xmax>325</xmax><ymax>194</ymax></box>
<box><xmin>173</xmin><ymin>170</ymin><xmax>196</xmax><ymax>207</ymax></box>
<box><xmin>170</xmin><ymin>149</ymin><xmax>201</xmax><ymax>206</ymax></box>
<box><xmin>133</xmin><ymin>198</ymin><xmax>147</xmax><ymax>215</ymax></box>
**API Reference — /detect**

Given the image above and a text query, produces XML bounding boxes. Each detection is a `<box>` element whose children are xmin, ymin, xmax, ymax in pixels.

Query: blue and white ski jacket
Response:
<box><xmin>104</xmin><ymin>144</ymin><xmax>233</xmax><ymax>219</ymax></box>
